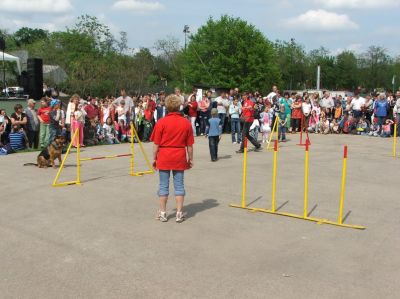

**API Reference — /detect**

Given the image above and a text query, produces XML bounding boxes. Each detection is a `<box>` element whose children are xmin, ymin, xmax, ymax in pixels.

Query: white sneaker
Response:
<box><xmin>156</xmin><ymin>210</ymin><xmax>168</xmax><ymax>222</ymax></box>
<box><xmin>233</xmin><ymin>141</ymin><xmax>237</xmax><ymax>144</ymax></box>
<box><xmin>176</xmin><ymin>211</ymin><xmax>185</xmax><ymax>223</ymax></box>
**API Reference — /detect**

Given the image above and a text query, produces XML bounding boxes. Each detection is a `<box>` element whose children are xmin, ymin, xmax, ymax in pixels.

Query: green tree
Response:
<box><xmin>307</xmin><ymin>47</ymin><xmax>336</xmax><ymax>90</ymax></box>
<box><xmin>13</xmin><ymin>27</ymin><xmax>48</xmax><ymax>46</ymax></box>
<box><xmin>274</xmin><ymin>39</ymin><xmax>308</xmax><ymax>90</ymax></box>
<box><xmin>335</xmin><ymin>51</ymin><xmax>358</xmax><ymax>90</ymax></box>
<box><xmin>358</xmin><ymin>46</ymin><xmax>392</xmax><ymax>89</ymax></box>
<box><xmin>184</xmin><ymin>15</ymin><xmax>281</xmax><ymax>92</ymax></box>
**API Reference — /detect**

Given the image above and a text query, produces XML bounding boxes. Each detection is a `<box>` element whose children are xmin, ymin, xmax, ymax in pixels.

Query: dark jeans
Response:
<box><xmin>199</xmin><ymin>111</ymin><xmax>209</xmax><ymax>134</ymax></box>
<box><xmin>240</xmin><ymin>121</ymin><xmax>260</xmax><ymax>150</ymax></box>
<box><xmin>218</xmin><ymin>113</ymin><xmax>226</xmax><ymax>132</ymax></box>
<box><xmin>231</xmin><ymin>118</ymin><xmax>241</xmax><ymax>143</ymax></box>
<box><xmin>292</xmin><ymin>118</ymin><xmax>301</xmax><ymax>132</ymax></box>
<box><xmin>27</xmin><ymin>129</ymin><xmax>39</xmax><ymax>148</ymax></box>
<box><xmin>142</xmin><ymin>120</ymin><xmax>153</xmax><ymax>141</ymax></box>
<box><xmin>278</xmin><ymin>124</ymin><xmax>286</xmax><ymax>141</ymax></box>
<box><xmin>208</xmin><ymin>136</ymin><xmax>220</xmax><ymax>161</ymax></box>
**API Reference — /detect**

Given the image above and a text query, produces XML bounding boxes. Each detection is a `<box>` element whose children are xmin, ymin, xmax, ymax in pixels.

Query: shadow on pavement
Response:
<box><xmin>184</xmin><ymin>199</ymin><xmax>219</xmax><ymax>218</ymax></box>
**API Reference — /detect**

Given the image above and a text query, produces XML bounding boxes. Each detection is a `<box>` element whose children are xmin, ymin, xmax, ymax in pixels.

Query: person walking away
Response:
<box><xmin>206</xmin><ymin>108</ymin><xmax>222</xmax><ymax>162</ymax></box>
<box><xmin>229</xmin><ymin>97</ymin><xmax>242</xmax><ymax>144</ymax></box>
<box><xmin>236</xmin><ymin>95</ymin><xmax>262</xmax><ymax>153</ymax></box>
<box><xmin>24</xmin><ymin>99</ymin><xmax>39</xmax><ymax>149</ymax></box>
<box><xmin>37</xmin><ymin>99</ymin><xmax>51</xmax><ymax>148</ymax></box>
<box><xmin>151</xmin><ymin>94</ymin><xmax>194</xmax><ymax>223</ymax></box>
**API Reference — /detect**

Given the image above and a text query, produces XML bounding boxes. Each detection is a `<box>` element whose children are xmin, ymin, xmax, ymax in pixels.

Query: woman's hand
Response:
<box><xmin>188</xmin><ymin>159</ymin><xmax>194</xmax><ymax>168</ymax></box>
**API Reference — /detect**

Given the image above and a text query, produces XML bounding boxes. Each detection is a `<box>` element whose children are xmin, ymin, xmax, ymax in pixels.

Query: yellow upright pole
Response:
<box><xmin>241</xmin><ymin>138</ymin><xmax>248</xmax><ymax>208</ymax></box>
<box><xmin>132</xmin><ymin>124</ymin><xmax>154</xmax><ymax>172</ymax></box>
<box><xmin>267</xmin><ymin>116</ymin><xmax>279</xmax><ymax>151</ymax></box>
<box><xmin>271</xmin><ymin>140</ymin><xmax>278</xmax><ymax>212</ymax></box>
<box><xmin>52</xmin><ymin>128</ymin><xmax>78</xmax><ymax>186</ymax></box>
<box><xmin>303</xmin><ymin>140</ymin><xmax>309</xmax><ymax>218</ymax></box>
<box><xmin>393</xmin><ymin>124</ymin><xmax>397</xmax><ymax>158</ymax></box>
<box><xmin>76</xmin><ymin>129</ymin><xmax>81</xmax><ymax>184</ymax></box>
<box><xmin>130</xmin><ymin>123</ymin><xmax>134</xmax><ymax>175</ymax></box>
<box><xmin>338</xmin><ymin>146</ymin><xmax>348</xmax><ymax>224</ymax></box>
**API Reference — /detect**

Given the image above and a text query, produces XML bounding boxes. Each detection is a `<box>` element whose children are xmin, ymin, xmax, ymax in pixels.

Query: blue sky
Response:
<box><xmin>1</xmin><ymin>0</ymin><xmax>399</xmax><ymax>56</ymax></box>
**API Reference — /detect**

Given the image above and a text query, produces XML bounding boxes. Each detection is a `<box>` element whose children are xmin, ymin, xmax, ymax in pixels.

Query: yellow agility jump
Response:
<box><xmin>230</xmin><ymin>138</ymin><xmax>366</xmax><ymax>230</ymax></box>
<box><xmin>52</xmin><ymin>123</ymin><xmax>154</xmax><ymax>187</ymax></box>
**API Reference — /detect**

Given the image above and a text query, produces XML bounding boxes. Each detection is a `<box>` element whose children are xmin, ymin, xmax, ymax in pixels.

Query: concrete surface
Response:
<box><xmin>0</xmin><ymin>133</ymin><xmax>399</xmax><ymax>298</ymax></box>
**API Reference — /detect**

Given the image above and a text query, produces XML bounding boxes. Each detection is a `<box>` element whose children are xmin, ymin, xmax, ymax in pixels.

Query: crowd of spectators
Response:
<box><xmin>1</xmin><ymin>86</ymin><xmax>400</xmax><ymax>155</ymax></box>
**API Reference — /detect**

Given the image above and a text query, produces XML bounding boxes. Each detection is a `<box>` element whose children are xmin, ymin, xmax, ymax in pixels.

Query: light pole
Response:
<box><xmin>183</xmin><ymin>25</ymin><xmax>190</xmax><ymax>89</ymax></box>
<box><xmin>290</xmin><ymin>38</ymin><xmax>295</xmax><ymax>91</ymax></box>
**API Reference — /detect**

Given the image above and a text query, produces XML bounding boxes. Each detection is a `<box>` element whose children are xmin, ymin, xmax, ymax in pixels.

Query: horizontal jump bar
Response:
<box><xmin>229</xmin><ymin>204</ymin><xmax>366</xmax><ymax>230</ymax></box>
<box><xmin>80</xmin><ymin>154</ymin><xmax>132</xmax><ymax>161</ymax></box>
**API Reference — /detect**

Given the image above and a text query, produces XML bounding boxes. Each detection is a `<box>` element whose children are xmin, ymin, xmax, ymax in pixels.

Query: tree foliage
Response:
<box><xmin>184</xmin><ymin>15</ymin><xmax>282</xmax><ymax>92</ymax></box>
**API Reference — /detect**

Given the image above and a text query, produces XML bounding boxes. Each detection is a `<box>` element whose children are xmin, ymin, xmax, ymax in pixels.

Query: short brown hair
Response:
<box><xmin>165</xmin><ymin>94</ymin><xmax>182</xmax><ymax>112</ymax></box>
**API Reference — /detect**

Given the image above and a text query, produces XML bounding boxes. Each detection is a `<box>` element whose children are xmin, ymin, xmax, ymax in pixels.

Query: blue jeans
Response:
<box><xmin>231</xmin><ymin>118</ymin><xmax>241</xmax><ymax>143</ymax></box>
<box><xmin>278</xmin><ymin>124</ymin><xmax>286</xmax><ymax>141</ymax></box>
<box><xmin>158</xmin><ymin>170</ymin><xmax>185</xmax><ymax>196</ymax></box>
<box><xmin>48</xmin><ymin>126</ymin><xmax>61</xmax><ymax>145</ymax></box>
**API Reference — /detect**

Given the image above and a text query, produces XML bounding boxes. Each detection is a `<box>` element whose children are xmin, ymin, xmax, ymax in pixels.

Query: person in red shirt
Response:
<box><xmin>84</xmin><ymin>97</ymin><xmax>100</xmax><ymax>124</ymax></box>
<box><xmin>150</xmin><ymin>94</ymin><xmax>194</xmax><ymax>223</ymax></box>
<box><xmin>291</xmin><ymin>95</ymin><xmax>303</xmax><ymax>133</ymax></box>
<box><xmin>188</xmin><ymin>94</ymin><xmax>198</xmax><ymax>136</ymax></box>
<box><xmin>145</xmin><ymin>94</ymin><xmax>156</xmax><ymax>113</ymax></box>
<box><xmin>237</xmin><ymin>95</ymin><xmax>261</xmax><ymax>153</ymax></box>
<box><xmin>142</xmin><ymin>104</ymin><xmax>154</xmax><ymax>142</ymax></box>
<box><xmin>37</xmin><ymin>98</ymin><xmax>51</xmax><ymax>148</ymax></box>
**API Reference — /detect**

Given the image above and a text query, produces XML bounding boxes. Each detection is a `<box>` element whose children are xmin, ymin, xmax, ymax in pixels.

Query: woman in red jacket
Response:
<box><xmin>150</xmin><ymin>95</ymin><xmax>194</xmax><ymax>223</ymax></box>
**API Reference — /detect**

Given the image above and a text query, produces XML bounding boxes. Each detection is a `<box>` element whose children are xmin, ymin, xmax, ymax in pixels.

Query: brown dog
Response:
<box><xmin>37</xmin><ymin>135</ymin><xmax>66</xmax><ymax>168</ymax></box>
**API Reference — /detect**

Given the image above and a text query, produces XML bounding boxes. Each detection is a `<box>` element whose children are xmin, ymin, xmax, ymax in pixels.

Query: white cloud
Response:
<box><xmin>286</xmin><ymin>9</ymin><xmax>358</xmax><ymax>31</ymax></box>
<box><xmin>0</xmin><ymin>0</ymin><xmax>72</xmax><ymax>13</ymax></box>
<box><xmin>112</xmin><ymin>0</ymin><xmax>164</xmax><ymax>13</ymax></box>
<box><xmin>0</xmin><ymin>14</ymin><xmax>74</xmax><ymax>32</ymax></box>
<box><xmin>313</xmin><ymin>0</ymin><xmax>400</xmax><ymax>9</ymax></box>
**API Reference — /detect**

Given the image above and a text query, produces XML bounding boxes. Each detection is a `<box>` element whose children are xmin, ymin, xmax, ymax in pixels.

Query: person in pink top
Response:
<box><xmin>381</xmin><ymin>119</ymin><xmax>394</xmax><ymax>138</ymax></box>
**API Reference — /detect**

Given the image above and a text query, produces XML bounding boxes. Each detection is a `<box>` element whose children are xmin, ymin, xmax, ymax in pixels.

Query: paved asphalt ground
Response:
<box><xmin>0</xmin><ymin>133</ymin><xmax>399</xmax><ymax>298</ymax></box>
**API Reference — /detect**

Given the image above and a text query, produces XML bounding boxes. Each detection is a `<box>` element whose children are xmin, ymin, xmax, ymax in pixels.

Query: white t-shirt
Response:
<box><xmin>351</xmin><ymin>97</ymin><xmax>366</xmax><ymax>111</ymax></box>
<box><xmin>113</xmin><ymin>96</ymin><xmax>133</xmax><ymax>114</ymax></box>
<box><xmin>215</xmin><ymin>97</ymin><xmax>229</xmax><ymax>114</ymax></box>
<box><xmin>266</xmin><ymin>92</ymin><xmax>277</xmax><ymax>103</ymax></box>
<box><xmin>302</xmin><ymin>102</ymin><xmax>312</xmax><ymax>115</ymax></box>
